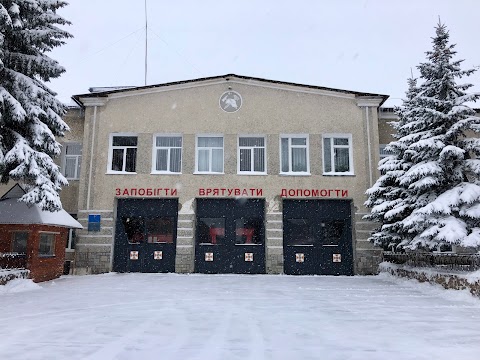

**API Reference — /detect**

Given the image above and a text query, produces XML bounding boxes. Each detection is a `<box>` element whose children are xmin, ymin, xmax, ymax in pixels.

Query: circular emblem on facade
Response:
<box><xmin>219</xmin><ymin>90</ymin><xmax>242</xmax><ymax>113</ymax></box>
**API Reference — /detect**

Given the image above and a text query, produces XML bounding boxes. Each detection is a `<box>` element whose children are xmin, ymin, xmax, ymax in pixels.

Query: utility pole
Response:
<box><xmin>144</xmin><ymin>0</ymin><xmax>148</xmax><ymax>86</ymax></box>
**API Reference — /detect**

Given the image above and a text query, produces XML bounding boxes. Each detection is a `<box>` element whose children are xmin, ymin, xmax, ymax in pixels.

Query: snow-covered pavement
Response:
<box><xmin>1</xmin><ymin>273</ymin><xmax>479</xmax><ymax>360</ymax></box>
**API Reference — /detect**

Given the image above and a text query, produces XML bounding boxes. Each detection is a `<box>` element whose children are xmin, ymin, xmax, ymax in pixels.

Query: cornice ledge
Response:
<box><xmin>79</xmin><ymin>97</ymin><xmax>108</xmax><ymax>107</ymax></box>
<box><xmin>355</xmin><ymin>96</ymin><xmax>383</xmax><ymax>107</ymax></box>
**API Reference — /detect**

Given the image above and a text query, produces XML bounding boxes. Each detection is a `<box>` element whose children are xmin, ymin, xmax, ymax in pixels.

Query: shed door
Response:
<box><xmin>113</xmin><ymin>198</ymin><xmax>178</xmax><ymax>273</ymax></box>
<box><xmin>283</xmin><ymin>199</ymin><xmax>353</xmax><ymax>275</ymax></box>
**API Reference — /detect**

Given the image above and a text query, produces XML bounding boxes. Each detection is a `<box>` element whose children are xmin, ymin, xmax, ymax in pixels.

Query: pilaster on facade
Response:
<box><xmin>175</xmin><ymin>213</ymin><xmax>195</xmax><ymax>273</ymax></box>
<box><xmin>354</xmin><ymin>212</ymin><xmax>382</xmax><ymax>275</ymax></box>
<box><xmin>74</xmin><ymin>209</ymin><xmax>114</xmax><ymax>275</ymax></box>
<box><xmin>266</xmin><ymin>212</ymin><xmax>284</xmax><ymax>274</ymax></box>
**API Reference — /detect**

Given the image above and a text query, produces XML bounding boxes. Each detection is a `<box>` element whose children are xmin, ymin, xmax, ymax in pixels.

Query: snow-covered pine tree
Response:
<box><xmin>0</xmin><ymin>0</ymin><xmax>72</xmax><ymax>211</ymax></box>
<box><xmin>366</xmin><ymin>22</ymin><xmax>480</xmax><ymax>251</ymax></box>
<box><xmin>364</xmin><ymin>77</ymin><xmax>421</xmax><ymax>250</ymax></box>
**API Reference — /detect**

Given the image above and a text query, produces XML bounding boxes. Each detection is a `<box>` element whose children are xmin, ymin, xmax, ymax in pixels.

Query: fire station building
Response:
<box><xmin>8</xmin><ymin>74</ymin><xmax>392</xmax><ymax>276</ymax></box>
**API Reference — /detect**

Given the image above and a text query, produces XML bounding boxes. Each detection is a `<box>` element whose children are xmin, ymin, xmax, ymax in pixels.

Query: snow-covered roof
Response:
<box><xmin>0</xmin><ymin>185</ymin><xmax>83</xmax><ymax>229</ymax></box>
<box><xmin>88</xmin><ymin>86</ymin><xmax>136</xmax><ymax>93</ymax></box>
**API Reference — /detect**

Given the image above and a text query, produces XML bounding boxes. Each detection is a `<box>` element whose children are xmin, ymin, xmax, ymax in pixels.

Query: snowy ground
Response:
<box><xmin>1</xmin><ymin>274</ymin><xmax>479</xmax><ymax>360</ymax></box>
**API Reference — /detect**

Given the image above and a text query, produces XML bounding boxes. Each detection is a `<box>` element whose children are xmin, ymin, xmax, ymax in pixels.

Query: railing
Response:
<box><xmin>383</xmin><ymin>252</ymin><xmax>480</xmax><ymax>271</ymax></box>
<box><xmin>0</xmin><ymin>252</ymin><xmax>27</xmax><ymax>269</ymax></box>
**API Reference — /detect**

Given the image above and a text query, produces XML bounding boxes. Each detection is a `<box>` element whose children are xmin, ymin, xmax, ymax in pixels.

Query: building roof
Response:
<box><xmin>72</xmin><ymin>73</ymin><xmax>389</xmax><ymax>106</ymax></box>
<box><xmin>0</xmin><ymin>185</ymin><xmax>83</xmax><ymax>229</ymax></box>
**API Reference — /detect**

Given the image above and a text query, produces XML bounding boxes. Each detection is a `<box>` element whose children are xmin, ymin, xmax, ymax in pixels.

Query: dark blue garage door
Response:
<box><xmin>283</xmin><ymin>199</ymin><xmax>353</xmax><ymax>275</ymax></box>
<box><xmin>113</xmin><ymin>198</ymin><xmax>178</xmax><ymax>273</ymax></box>
<box><xmin>195</xmin><ymin>198</ymin><xmax>265</xmax><ymax>274</ymax></box>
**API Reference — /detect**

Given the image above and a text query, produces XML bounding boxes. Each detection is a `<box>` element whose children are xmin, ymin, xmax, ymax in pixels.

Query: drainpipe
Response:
<box><xmin>365</xmin><ymin>106</ymin><xmax>373</xmax><ymax>187</ymax></box>
<box><xmin>86</xmin><ymin>105</ymin><xmax>97</xmax><ymax>210</ymax></box>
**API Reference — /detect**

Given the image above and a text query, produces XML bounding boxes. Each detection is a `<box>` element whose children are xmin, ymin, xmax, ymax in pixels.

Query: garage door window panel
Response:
<box><xmin>198</xmin><ymin>218</ymin><xmax>225</xmax><ymax>245</ymax></box>
<box><xmin>285</xmin><ymin>219</ymin><xmax>315</xmax><ymax>246</ymax></box>
<box><xmin>146</xmin><ymin>217</ymin><xmax>174</xmax><ymax>243</ymax></box>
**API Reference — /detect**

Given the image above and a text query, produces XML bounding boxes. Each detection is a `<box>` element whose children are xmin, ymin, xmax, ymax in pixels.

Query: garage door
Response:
<box><xmin>195</xmin><ymin>198</ymin><xmax>265</xmax><ymax>274</ymax></box>
<box><xmin>283</xmin><ymin>199</ymin><xmax>353</xmax><ymax>275</ymax></box>
<box><xmin>113</xmin><ymin>198</ymin><xmax>178</xmax><ymax>273</ymax></box>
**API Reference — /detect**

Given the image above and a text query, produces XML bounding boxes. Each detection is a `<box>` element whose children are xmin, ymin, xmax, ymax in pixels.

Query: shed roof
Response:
<box><xmin>0</xmin><ymin>185</ymin><xmax>83</xmax><ymax>229</ymax></box>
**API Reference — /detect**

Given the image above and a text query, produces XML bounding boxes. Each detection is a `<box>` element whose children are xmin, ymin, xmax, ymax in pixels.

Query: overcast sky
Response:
<box><xmin>49</xmin><ymin>0</ymin><xmax>480</xmax><ymax>106</ymax></box>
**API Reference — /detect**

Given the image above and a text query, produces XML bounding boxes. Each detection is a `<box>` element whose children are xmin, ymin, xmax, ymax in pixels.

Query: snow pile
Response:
<box><xmin>0</xmin><ymin>278</ymin><xmax>40</xmax><ymax>294</ymax></box>
<box><xmin>377</xmin><ymin>271</ymin><xmax>479</xmax><ymax>304</ymax></box>
<box><xmin>379</xmin><ymin>261</ymin><xmax>480</xmax><ymax>297</ymax></box>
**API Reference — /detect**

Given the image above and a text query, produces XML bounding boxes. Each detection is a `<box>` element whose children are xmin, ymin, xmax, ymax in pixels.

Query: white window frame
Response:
<box><xmin>279</xmin><ymin>134</ymin><xmax>310</xmax><ymax>175</ymax></box>
<box><xmin>107</xmin><ymin>133</ymin><xmax>138</xmax><ymax>174</ymax></box>
<box><xmin>237</xmin><ymin>135</ymin><xmax>267</xmax><ymax>175</ymax></box>
<box><xmin>151</xmin><ymin>134</ymin><xmax>183</xmax><ymax>174</ymax></box>
<box><xmin>322</xmin><ymin>133</ymin><xmax>354</xmax><ymax>176</ymax></box>
<box><xmin>62</xmin><ymin>142</ymin><xmax>82</xmax><ymax>180</ymax></box>
<box><xmin>195</xmin><ymin>134</ymin><xmax>224</xmax><ymax>174</ymax></box>
<box><xmin>66</xmin><ymin>229</ymin><xmax>75</xmax><ymax>252</ymax></box>
<box><xmin>66</xmin><ymin>214</ymin><xmax>77</xmax><ymax>252</ymax></box>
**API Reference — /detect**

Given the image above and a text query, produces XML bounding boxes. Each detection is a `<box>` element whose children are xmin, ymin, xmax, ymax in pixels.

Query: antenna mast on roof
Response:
<box><xmin>144</xmin><ymin>0</ymin><xmax>148</xmax><ymax>86</ymax></box>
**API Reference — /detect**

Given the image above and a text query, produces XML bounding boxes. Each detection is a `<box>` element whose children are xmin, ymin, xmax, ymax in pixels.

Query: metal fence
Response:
<box><xmin>383</xmin><ymin>252</ymin><xmax>480</xmax><ymax>271</ymax></box>
<box><xmin>0</xmin><ymin>253</ymin><xmax>27</xmax><ymax>269</ymax></box>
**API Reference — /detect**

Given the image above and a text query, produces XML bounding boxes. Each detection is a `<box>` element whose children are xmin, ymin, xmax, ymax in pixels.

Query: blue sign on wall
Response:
<box><xmin>88</xmin><ymin>214</ymin><xmax>101</xmax><ymax>232</ymax></box>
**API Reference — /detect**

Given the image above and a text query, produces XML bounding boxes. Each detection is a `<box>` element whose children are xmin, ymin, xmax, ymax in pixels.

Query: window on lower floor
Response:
<box><xmin>196</xmin><ymin>136</ymin><xmax>224</xmax><ymax>173</ymax></box>
<box><xmin>238</xmin><ymin>136</ymin><xmax>266</xmax><ymax>174</ymax></box>
<box><xmin>109</xmin><ymin>135</ymin><xmax>137</xmax><ymax>173</ymax></box>
<box><xmin>323</xmin><ymin>134</ymin><xmax>353</xmax><ymax>175</ymax></box>
<box><xmin>39</xmin><ymin>233</ymin><xmax>55</xmax><ymax>256</ymax></box>
<box><xmin>63</xmin><ymin>143</ymin><xmax>82</xmax><ymax>179</ymax></box>
<box><xmin>12</xmin><ymin>232</ymin><xmax>28</xmax><ymax>254</ymax></box>
<box><xmin>280</xmin><ymin>135</ymin><xmax>309</xmax><ymax>174</ymax></box>
<box><xmin>153</xmin><ymin>135</ymin><xmax>182</xmax><ymax>173</ymax></box>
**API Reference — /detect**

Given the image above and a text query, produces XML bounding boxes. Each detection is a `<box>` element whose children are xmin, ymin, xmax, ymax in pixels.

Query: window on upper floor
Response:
<box><xmin>323</xmin><ymin>134</ymin><xmax>353</xmax><ymax>175</ymax></box>
<box><xmin>152</xmin><ymin>135</ymin><xmax>182</xmax><ymax>174</ymax></box>
<box><xmin>280</xmin><ymin>135</ymin><xmax>309</xmax><ymax>174</ymax></box>
<box><xmin>196</xmin><ymin>136</ymin><xmax>224</xmax><ymax>173</ymax></box>
<box><xmin>238</xmin><ymin>136</ymin><xmax>266</xmax><ymax>174</ymax></box>
<box><xmin>63</xmin><ymin>143</ymin><xmax>82</xmax><ymax>180</ymax></box>
<box><xmin>109</xmin><ymin>135</ymin><xmax>137</xmax><ymax>173</ymax></box>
